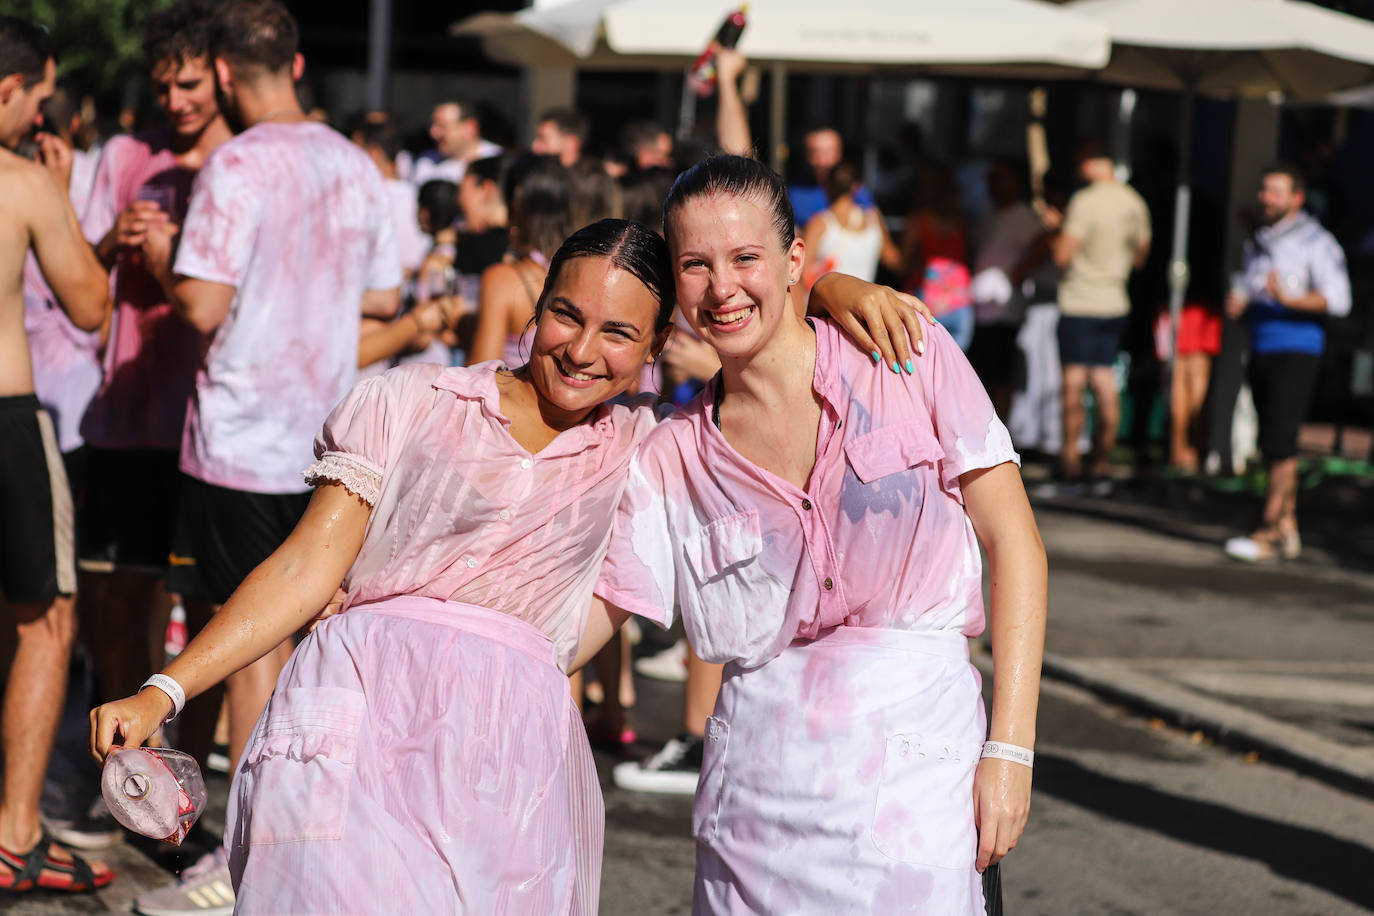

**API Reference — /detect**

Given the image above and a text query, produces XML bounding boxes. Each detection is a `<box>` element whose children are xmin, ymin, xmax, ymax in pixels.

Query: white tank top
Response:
<box><xmin>813</xmin><ymin>208</ymin><xmax>884</xmax><ymax>282</ymax></box>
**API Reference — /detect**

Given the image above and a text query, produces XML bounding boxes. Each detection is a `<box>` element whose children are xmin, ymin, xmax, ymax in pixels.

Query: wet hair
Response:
<box><xmin>355</xmin><ymin>119</ymin><xmax>402</xmax><ymax>163</ymax></box>
<box><xmin>506</xmin><ymin>153</ymin><xmax>574</xmax><ymax>260</ymax></box>
<box><xmin>663</xmin><ymin>154</ymin><xmax>796</xmax><ymax>252</ymax></box>
<box><xmin>142</xmin><ymin>0</ymin><xmax>215</xmax><ymax>71</ymax></box>
<box><xmin>824</xmin><ymin>160</ymin><xmax>861</xmax><ymax>203</ymax></box>
<box><xmin>0</xmin><ymin>16</ymin><xmax>54</xmax><ymax>85</ymax></box>
<box><xmin>417</xmin><ymin>180</ymin><xmax>459</xmax><ymax>232</ymax></box>
<box><xmin>210</xmin><ymin>0</ymin><xmax>298</xmax><ymax>76</ymax></box>
<box><xmin>619</xmin><ymin>166</ymin><xmax>676</xmax><ymax>234</ymax></box>
<box><xmin>1262</xmin><ymin>161</ymin><xmax>1306</xmax><ymax>194</ymax></box>
<box><xmin>535</xmin><ymin>218</ymin><xmax>675</xmax><ymax>334</ymax></box>
<box><xmin>539</xmin><ymin>106</ymin><xmax>589</xmax><ymax>145</ymax></box>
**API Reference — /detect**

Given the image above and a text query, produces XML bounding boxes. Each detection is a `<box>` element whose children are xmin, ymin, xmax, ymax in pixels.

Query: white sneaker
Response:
<box><xmin>634</xmin><ymin>639</ymin><xmax>689</xmax><ymax>682</ymax></box>
<box><xmin>134</xmin><ymin>848</ymin><xmax>235</xmax><ymax>916</ymax></box>
<box><xmin>613</xmin><ymin>734</ymin><xmax>703</xmax><ymax>795</ymax></box>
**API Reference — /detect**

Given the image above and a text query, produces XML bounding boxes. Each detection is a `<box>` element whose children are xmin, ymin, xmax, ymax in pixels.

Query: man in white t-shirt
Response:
<box><xmin>137</xmin><ymin>5</ymin><xmax>399</xmax><ymax>905</ymax></box>
<box><xmin>411</xmin><ymin>99</ymin><xmax>502</xmax><ymax>186</ymax></box>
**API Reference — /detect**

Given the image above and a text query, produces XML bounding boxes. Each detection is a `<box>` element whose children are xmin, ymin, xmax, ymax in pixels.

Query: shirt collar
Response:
<box><xmin>431</xmin><ymin>362</ymin><xmax>618</xmax><ymax>456</ymax></box>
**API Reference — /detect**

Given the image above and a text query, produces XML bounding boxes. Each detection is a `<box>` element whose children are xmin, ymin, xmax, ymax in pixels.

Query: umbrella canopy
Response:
<box><xmin>456</xmin><ymin>0</ymin><xmax>1110</xmax><ymax>73</ymax></box>
<box><xmin>1072</xmin><ymin>0</ymin><xmax>1374</xmax><ymax>101</ymax></box>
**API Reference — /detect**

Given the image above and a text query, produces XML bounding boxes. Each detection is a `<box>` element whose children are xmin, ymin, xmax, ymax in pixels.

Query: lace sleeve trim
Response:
<box><xmin>303</xmin><ymin>453</ymin><xmax>382</xmax><ymax>506</ymax></box>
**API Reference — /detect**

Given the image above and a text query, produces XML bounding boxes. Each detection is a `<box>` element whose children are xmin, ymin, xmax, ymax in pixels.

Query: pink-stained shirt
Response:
<box><xmin>174</xmin><ymin>121</ymin><xmax>402</xmax><ymax>493</ymax></box>
<box><xmin>304</xmin><ymin>362</ymin><xmax>658</xmax><ymax>671</ymax></box>
<box><xmin>597</xmin><ymin>317</ymin><xmax>1019</xmax><ymax>669</ymax></box>
<box><xmin>80</xmin><ymin>132</ymin><xmax>202</xmax><ymax>450</ymax></box>
<box><xmin>24</xmin><ymin>254</ymin><xmax>101</xmax><ymax>453</ymax></box>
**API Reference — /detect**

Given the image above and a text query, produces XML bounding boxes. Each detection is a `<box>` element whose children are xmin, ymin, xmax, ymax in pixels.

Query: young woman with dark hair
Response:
<box><xmin>92</xmin><ymin>220</ymin><xmax>677</xmax><ymax>914</ymax></box>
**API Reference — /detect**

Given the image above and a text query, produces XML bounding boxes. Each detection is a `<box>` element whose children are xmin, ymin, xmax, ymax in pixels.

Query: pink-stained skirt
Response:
<box><xmin>226</xmin><ymin>596</ymin><xmax>603</xmax><ymax>915</ymax></box>
<box><xmin>694</xmin><ymin>626</ymin><xmax>987</xmax><ymax>915</ymax></box>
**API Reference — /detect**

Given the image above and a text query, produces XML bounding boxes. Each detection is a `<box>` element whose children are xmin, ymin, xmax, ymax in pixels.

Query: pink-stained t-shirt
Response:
<box><xmin>597</xmin><ymin>317</ymin><xmax>1019</xmax><ymax>669</ymax></box>
<box><xmin>174</xmin><ymin>121</ymin><xmax>402</xmax><ymax>493</ymax></box>
<box><xmin>303</xmin><ymin>362</ymin><xmax>658</xmax><ymax>671</ymax></box>
<box><xmin>24</xmin><ymin>254</ymin><xmax>100</xmax><ymax>453</ymax></box>
<box><xmin>80</xmin><ymin>132</ymin><xmax>202</xmax><ymax>451</ymax></box>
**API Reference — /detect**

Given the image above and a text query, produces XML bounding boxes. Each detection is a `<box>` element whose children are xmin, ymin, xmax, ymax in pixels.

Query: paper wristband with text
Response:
<box><xmin>141</xmin><ymin>674</ymin><xmax>187</xmax><ymax>724</ymax></box>
<box><xmin>981</xmin><ymin>741</ymin><xmax>1034</xmax><ymax>768</ymax></box>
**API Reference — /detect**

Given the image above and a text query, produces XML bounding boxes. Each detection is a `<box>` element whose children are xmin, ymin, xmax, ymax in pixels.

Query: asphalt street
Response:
<box><xmin>9</xmin><ymin>499</ymin><xmax>1374</xmax><ymax>914</ymax></box>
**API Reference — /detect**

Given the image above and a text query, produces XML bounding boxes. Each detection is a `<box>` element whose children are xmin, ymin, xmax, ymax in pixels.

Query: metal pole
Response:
<box><xmin>366</xmin><ymin>0</ymin><xmax>392</xmax><ymax>111</ymax></box>
<box><xmin>769</xmin><ymin>63</ymin><xmax>787</xmax><ymax>173</ymax></box>
<box><xmin>1166</xmin><ymin>90</ymin><xmax>1194</xmax><ymax>382</ymax></box>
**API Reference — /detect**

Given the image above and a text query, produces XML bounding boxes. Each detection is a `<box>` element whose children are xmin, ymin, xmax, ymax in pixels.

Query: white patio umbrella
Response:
<box><xmin>1070</xmin><ymin>0</ymin><xmax>1374</xmax><ymax>369</ymax></box>
<box><xmin>456</xmin><ymin>0</ymin><xmax>1110</xmax><ymax>72</ymax></box>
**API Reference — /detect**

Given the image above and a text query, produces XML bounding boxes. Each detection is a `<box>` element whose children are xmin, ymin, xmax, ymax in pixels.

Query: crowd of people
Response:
<box><xmin>0</xmin><ymin>0</ymin><xmax>1347</xmax><ymax>912</ymax></box>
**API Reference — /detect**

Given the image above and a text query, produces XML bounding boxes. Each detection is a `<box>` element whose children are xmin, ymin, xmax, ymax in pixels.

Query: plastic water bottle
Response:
<box><xmin>101</xmin><ymin>747</ymin><xmax>207</xmax><ymax>845</ymax></box>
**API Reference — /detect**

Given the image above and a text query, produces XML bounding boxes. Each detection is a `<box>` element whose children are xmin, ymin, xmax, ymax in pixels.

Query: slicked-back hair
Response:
<box><xmin>142</xmin><ymin>0</ymin><xmax>216</xmax><ymax>71</ymax></box>
<box><xmin>536</xmin><ymin>218</ymin><xmax>675</xmax><ymax>333</ymax></box>
<box><xmin>210</xmin><ymin>0</ymin><xmax>298</xmax><ymax>75</ymax></box>
<box><xmin>664</xmin><ymin>154</ymin><xmax>796</xmax><ymax>253</ymax></box>
<box><xmin>0</xmin><ymin>16</ymin><xmax>53</xmax><ymax>85</ymax></box>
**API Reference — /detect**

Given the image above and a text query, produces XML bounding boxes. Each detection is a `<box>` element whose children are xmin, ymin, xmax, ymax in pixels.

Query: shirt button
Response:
<box><xmin>498</xmin><ymin>509</ymin><xmax>511</xmax><ymax>521</ymax></box>
<box><xmin>801</xmin><ymin>498</ymin><xmax>812</xmax><ymax>510</ymax></box>
<box><xmin>520</xmin><ymin>458</ymin><xmax>532</xmax><ymax>470</ymax></box>
<box><xmin>823</xmin><ymin>577</ymin><xmax>834</xmax><ymax>590</ymax></box>
<box><xmin>466</xmin><ymin>558</ymin><xmax>477</xmax><ymax>569</ymax></box>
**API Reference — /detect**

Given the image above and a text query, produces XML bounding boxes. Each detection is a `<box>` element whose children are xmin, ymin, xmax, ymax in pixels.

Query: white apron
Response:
<box><xmin>693</xmin><ymin>626</ymin><xmax>987</xmax><ymax>915</ymax></box>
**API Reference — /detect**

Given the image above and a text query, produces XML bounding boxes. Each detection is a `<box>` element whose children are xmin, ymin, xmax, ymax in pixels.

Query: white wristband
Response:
<box><xmin>141</xmin><ymin>674</ymin><xmax>186</xmax><ymax>724</ymax></box>
<box><xmin>982</xmin><ymin>741</ymin><xmax>1034</xmax><ymax>768</ymax></box>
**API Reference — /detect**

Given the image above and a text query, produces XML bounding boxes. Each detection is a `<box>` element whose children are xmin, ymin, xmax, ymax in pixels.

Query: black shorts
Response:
<box><xmin>1057</xmin><ymin>315</ymin><xmax>1126</xmax><ymax>368</ymax></box>
<box><xmin>1248</xmin><ymin>351</ymin><xmax>1322</xmax><ymax>462</ymax></box>
<box><xmin>968</xmin><ymin>322</ymin><xmax>1023</xmax><ymax>388</ymax></box>
<box><xmin>165</xmin><ymin>474</ymin><xmax>311</xmax><ymax>605</ymax></box>
<box><xmin>0</xmin><ymin>395</ymin><xmax>75</xmax><ymax>604</ymax></box>
<box><xmin>78</xmin><ymin>447</ymin><xmax>181</xmax><ymax>573</ymax></box>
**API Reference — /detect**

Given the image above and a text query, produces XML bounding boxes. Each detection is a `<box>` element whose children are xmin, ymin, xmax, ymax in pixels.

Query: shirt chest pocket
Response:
<box><xmin>681</xmin><ymin>510</ymin><xmax>786</xmax><ymax>661</ymax></box>
<box><xmin>844</xmin><ymin>421</ymin><xmax>944</xmax><ymax>483</ymax></box>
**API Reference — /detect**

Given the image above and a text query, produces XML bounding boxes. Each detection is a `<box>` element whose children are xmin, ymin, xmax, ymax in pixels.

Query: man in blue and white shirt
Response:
<box><xmin>1224</xmin><ymin>163</ymin><xmax>1350</xmax><ymax>562</ymax></box>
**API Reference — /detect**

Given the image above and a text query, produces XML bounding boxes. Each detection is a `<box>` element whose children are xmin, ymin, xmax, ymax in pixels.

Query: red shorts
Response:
<box><xmin>1155</xmin><ymin>303</ymin><xmax>1222</xmax><ymax>360</ymax></box>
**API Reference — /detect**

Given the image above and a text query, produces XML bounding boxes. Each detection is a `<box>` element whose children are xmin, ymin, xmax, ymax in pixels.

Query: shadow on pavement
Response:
<box><xmin>1034</xmin><ymin>753</ymin><xmax>1374</xmax><ymax>910</ymax></box>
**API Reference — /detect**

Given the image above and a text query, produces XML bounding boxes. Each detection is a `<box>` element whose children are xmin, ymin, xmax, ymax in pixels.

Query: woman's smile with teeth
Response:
<box><xmin>709</xmin><ymin>304</ymin><xmax>755</xmax><ymax>326</ymax></box>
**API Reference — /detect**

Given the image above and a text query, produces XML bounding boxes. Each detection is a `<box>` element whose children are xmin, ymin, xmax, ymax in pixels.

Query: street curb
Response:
<box><xmin>1038</xmin><ymin>653</ymin><xmax>1374</xmax><ymax>800</ymax></box>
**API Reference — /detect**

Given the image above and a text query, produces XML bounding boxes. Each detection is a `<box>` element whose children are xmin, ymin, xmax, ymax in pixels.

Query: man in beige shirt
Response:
<box><xmin>1049</xmin><ymin>141</ymin><xmax>1150</xmax><ymax>488</ymax></box>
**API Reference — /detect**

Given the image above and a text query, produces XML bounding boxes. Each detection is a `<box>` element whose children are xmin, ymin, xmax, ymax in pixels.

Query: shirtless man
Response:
<box><xmin>0</xmin><ymin>15</ymin><xmax>111</xmax><ymax>894</ymax></box>
<box><xmin>124</xmin><ymin>3</ymin><xmax>401</xmax><ymax>908</ymax></box>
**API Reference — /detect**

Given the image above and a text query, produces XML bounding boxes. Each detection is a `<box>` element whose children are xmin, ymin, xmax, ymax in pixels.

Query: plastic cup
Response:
<box><xmin>101</xmin><ymin>746</ymin><xmax>208</xmax><ymax>845</ymax></box>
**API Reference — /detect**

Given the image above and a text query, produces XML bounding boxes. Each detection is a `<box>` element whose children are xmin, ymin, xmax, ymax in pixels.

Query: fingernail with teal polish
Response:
<box><xmin>905</xmin><ymin>359</ymin><xmax>915</xmax><ymax>374</ymax></box>
<box><xmin>870</xmin><ymin>350</ymin><xmax>881</xmax><ymax>364</ymax></box>
<box><xmin>891</xmin><ymin>360</ymin><xmax>901</xmax><ymax>374</ymax></box>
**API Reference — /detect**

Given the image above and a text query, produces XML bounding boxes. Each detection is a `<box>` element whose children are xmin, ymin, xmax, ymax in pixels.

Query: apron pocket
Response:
<box><xmin>691</xmin><ymin>716</ymin><xmax>730</xmax><ymax>842</ymax></box>
<box><xmin>871</xmin><ymin>731</ymin><xmax>978</xmax><ymax>870</ymax></box>
<box><xmin>241</xmin><ymin>686</ymin><xmax>365</xmax><ymax>845</ymax></box>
